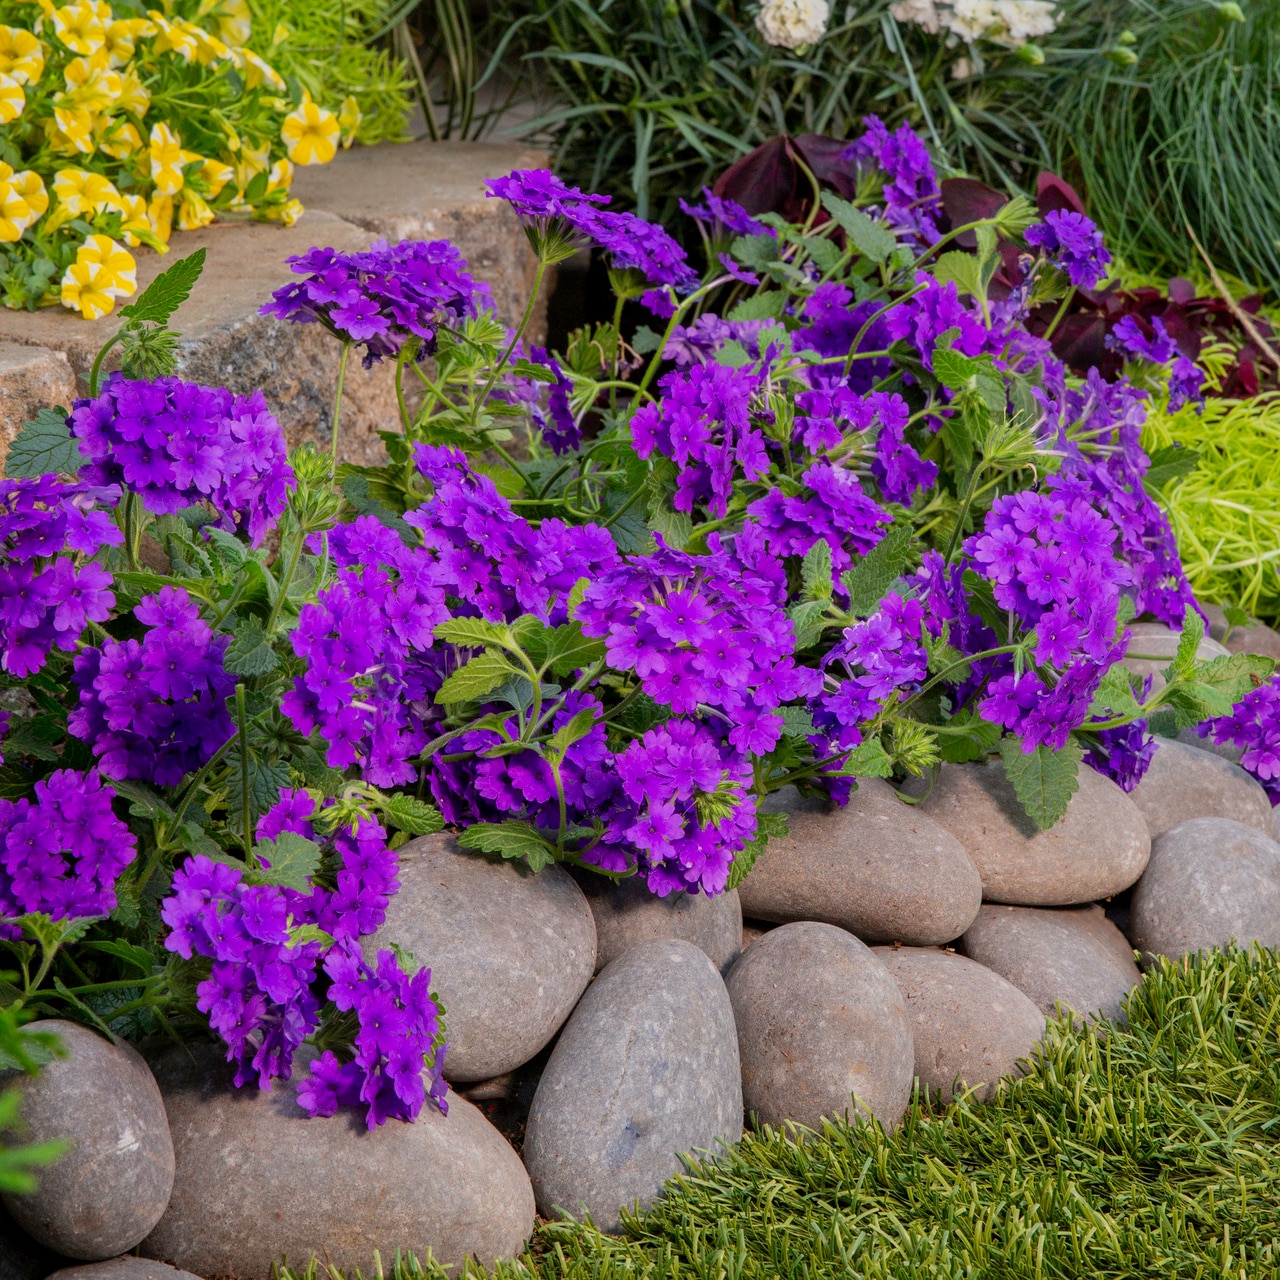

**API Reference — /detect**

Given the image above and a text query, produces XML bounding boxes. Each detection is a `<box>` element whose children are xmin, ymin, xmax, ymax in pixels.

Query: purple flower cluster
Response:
<box><xmin>70</xmin><ymin>375</ymin><xmax>291</xmax><ymax>545</ymax></box>
<box><xmin>0</xmin><ymin>769</ymin><xmax>136</xmax><ymax>937</ymax></box>
<box><xmin>282</xmin><ymin>449</ymin><xmax>616</xmax><ymax>789</ymax></box>
<box><xmin>843</xmin><ymin>115</ymin><xmax>942</xmax><ymax>244</ymax></box>
<box><xmin>631</xmin><ymin>362</ymin><xmax>767</xmax><ymax>517</ymax></box>
<box><xmin>969</xmin><ymin>481</ymin><xmax>1131</xmax><ymax>750</ymax></box>
<box><xmin>0</xmin><ymin>475</ymin><xmax>120</xmax><ymax>678</ymax></box>
<box><xmin>1107</xmin><ymin>315</ymin><xmax>1205</xmax><ymax>411</ymax></box>
<box><xmin>666</xmin><ymin>315</ymin><xmax>769</xmax><ymax>369</ymax></box>
<box><xmin>486</xmin><ymin>169</ymin><xmax>698</xmax><ymax>292</ymax></box>
<box><xmin>1202</xmin><ymin>678</ymin><xmax>1280</xmax><ymax>803</ymax></box>
<box><xmin>528</xmin><ymin>347</ymin><xmax>580</xmax><ymax>454</ymax></box>
<box><xmin>69</xmin><ymin>586</ymin><xmax>235</xmax><ymax>786</ymax></box>
<box><xmin>885</xmin><ymin>275</ymin><xmax>988</xmax><ymax>370</ymax></box>
<box><xmin>261</xmin><ymin>239</ymin><xmax>489</xmax><ymax>366</ymax></box>
<box><xmin>679</xmin><ymin>189</ymin><xmax>772</xmax><ymax>238</ymax></box>
<box><xmin>1084</xmin><ymin>720</ymin><xmax>1158</xmax><ymax>793</ymax></box>
<box><xmin>1025</xmin><ymin>210</ymin><xmax>1112</xmax><ymax>291</ymax></box>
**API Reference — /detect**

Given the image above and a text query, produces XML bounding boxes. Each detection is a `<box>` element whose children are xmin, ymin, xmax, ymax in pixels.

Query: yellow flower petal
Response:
<box><xmin>265</xmin><ymin>156</ymin><xmax>292</xmax><ymax>193</ymax></box>
<box><xmin>97</xmin><ymin>116</ymin><xmax>141</xmax><ymax>159</ymax></box>
<box><xmin>0</xmin><ymin>26</ymin><xmax>46</xmax><ymax>85</ymax></box>
<box><xmin>77</xmin><ymin>233</ymin><xmax>136</xmax><ymax>296</ymax></box>
<box><xmin>0</xmin><ymin>180</ymin><xmax>31</xmax><ymax>242</ymax></box>
<box><xmin>149</xmin><ymin>120</ymin><xmax>185</xmax><ymax>195</ymax></box>
<box><xmin>52</xmin><ymin>166</ymin><xmax>119</xmax><ymax>214</ymax></box>
<box><xmin>0</xmin><ymin>70</ymin><xmax>23</xmax><ymax>123</ymax></box>
<box><xmin>280</xmin><ymin>100</ymin><xmax>339</xmax><ymax>167</ymax></box>
<box><xmin>229</xmin><ymin>46</ymin><xmax>283</xmax><ymax>91</ymax></box>
<box><xmin>260</xmin><ymin>196</ymin><xmax>302</xmax><ymax>227</ymax></box>
<box><xmin>148</xmin><ymin>192</ymin><xmax>173</xmax><ymax>244</ymax></box>
<box><xmin>200</xmin><ymin>156</ymin><xmax>234</xmax><ymax>199</ymax></box>
<box><xmin>12</xmin><ymin>170</ymin><xmax>48</xmax><ymax>226</ymax></box>
<box><xmin>60</xmin><ymin>50</ymin><xmax>121</xmax><ymax>112</ymax></box>
<box><xmin>338</xmin><ymin>95</ymin><xmax>361</xmax><ymax>148</ymax></box>
<box><xmin>48</xmin><ymin>105</ymin><xmax>96</xmax><ymax>154</ymax></box>
<box><xmin>177</xmin><ymin>188</ymin><xmax>214</xmax><ymax>231</ymax></box>
<box><xmin>52</xmin><ymin>2</ymin><xmax>105</xmax><ymax>55</ymax></box>
<box><xmin>61</xmin><ymin>258</ymin><xmax>116</xmax><ymax>319</ymax></box>
<box><xmin>116</xmin><ymin>68</ymin><xmax>149</xmax><ymax>117</ymax></box>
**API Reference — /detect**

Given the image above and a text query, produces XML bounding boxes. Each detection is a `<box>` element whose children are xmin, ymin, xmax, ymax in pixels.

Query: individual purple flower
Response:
<box><xmin>843</xmin><ymin>115</ymin><xmax>942</xmax><ymax>244</ymax></box>
<box><xmin>1083</xmin><ymin>721</ymin><xmax>1158</xmax><ymax>792</ymax></box>
<box><xmin>261</xmin><ymin>239</ymin><xmax>488</xmax><ymax>366</ymax></box>
<box><xmin>0</xmin><ymin>475</ymin><xmax>120</xmax><ymax>678</ymax></box>
<box><xmin>1203</xmin><ymin>677</ymin><xmax>1280</xmax><ymax>803</ymax></box>
<box><xmin>1025</xmin><ymin>210</ymin><xmax>1112</xmax><ymax>291</ymax></box>
<box><xmin>679</xmin><ymin>188</ymin><xmax>773</xmax><ymax>238</ymax></box>
<box><xmin>665</xmin><ymin>315</ymin><xmax>769</xmax><ymax>369</ymax></box>
<box><xmin>70</xmin><ymin>375</ymin><xmax>292</xmax><ymax>545</ymax></box>
<box><xmin>885</xmin><ymin>275</ymin><xmax>988</xmax><ymax>370</ymax></box>
<box><xmin>68</xmin><ymin>586</ymin><xmax>236</xmax><ymax>786</ymax></box>
<box><xmin>0</xmin><ymin>769</ymin><xmax>136</xmax><ymax>937</ymax></box>
<box><xmin>1106</xmin><ymin>315</ymin><xmax>1205</xmax><ymax>412</ymax></box>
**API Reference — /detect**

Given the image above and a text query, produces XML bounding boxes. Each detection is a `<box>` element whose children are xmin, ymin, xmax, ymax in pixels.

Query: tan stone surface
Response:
<box><xmin>0</xmin><ymin>342</ymin><xmax>78</xmax><ymax>460</ymax></box>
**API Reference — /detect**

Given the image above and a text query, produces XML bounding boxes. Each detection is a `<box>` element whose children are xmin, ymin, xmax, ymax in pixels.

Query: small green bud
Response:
<box><xmin>1016</xmin><ymin>42</ymin><xmax>1045</xmax><ymax>65</ymax></box>
<box><xmin>1105</xmin><ymin>45</ymin><xmax>1138</xmax><ymax>65</ymax></box>
<box><xmin>1218</xmin><ymin>2</ymin><xmax>1245</xmax><ymax>21</ymax></box>
<box><xmin>1118</xmin><ymin>28</ymin><xmax>1137</xmax><ymax>44</ymax></box>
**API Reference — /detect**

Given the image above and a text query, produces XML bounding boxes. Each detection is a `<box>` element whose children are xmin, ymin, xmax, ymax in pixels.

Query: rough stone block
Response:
<box><xmin>0</xmin><ymin>342</ymin><xmax>78</xmax><ymax>459</ymax></box>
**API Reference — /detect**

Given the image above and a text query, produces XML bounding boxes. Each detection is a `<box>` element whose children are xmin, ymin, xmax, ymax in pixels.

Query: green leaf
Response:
<box><xmin>543</xmin><ymin>622</ymin><xmax>607</xmax><ymax>677</ymax></box>
<box><xmin>547</xmin><ymin>707</ymin><xmax>599</xmax><ymax>760</ymax></box>
<box><xmin>223</xmin><ymin>617</ymin><xmax>280</xmax><ymax>677</ymax></box>
<box><xmin>119</xmin><ymin>247</ymin><xmax>206</xmax><ymax>324</ymax></box>
<box><xmin>224</xmin><ymin>756</ymin><xmax>291</xmax><ymax>832</ymax></box>
<box><xmin>13</xmin><ymin>912</ymin><xmax>96</xmax><ymax>952</ymax></box>
<box><xmin>1222</xmin><ymin>604</ymin><xmax>1251</xmax><ymax>629</ymax></box>
<box><xmin>288</xmin><ymin>923</ymin><xmax>335</xmax><ymax>950</ymax></box>
<box><xmin>378</xmin><ymin>794</ymin><xmax>444</xmax><ymax>837</ymax></box>
<box><xmin>728</xmin><ymin>291</ymin><xmax>787</xmax><ymax>321</ymax></box>
<box><xmin>801</xmin><ymin>538</ymin><xmax>833</xmax><ymax>601</ymax></box>
<box><xmin>937</xmin><ymin>711</ymin><xmax>1003</xmax><ymax>763</ymax></box>
<box><xmin>819</xmin><ymin>192</ymin><xmax>896</xmax><ymax>263</ymax></box>
<box><xmin>1144</xmin><ymin>444</ymin><xmax>1201</xmax><ymax>491</ymax></box>
<box><xmin>801</xmin><ymin>235</ymin><xmax>843</xmax><ymax>273</ymax></box>
<box><xmin>434</xmin><ymin>617</ymin><xmax>513</xmax><ymax>649</ymax></box>
<box><xmin>842</xmin><ymin>738</ymin><xmax>895</xmax><ymax>778</ymax></box>
<box><xmin>727</xmin><ymin>811</ymin><xmax>789</xmax><ymax>891</ymax></box>
<box><xmin>781</xmin><ymin>705</ymin><xmax>815</xmax><ymax>738</ymax></box>
<box><xmin>5</xmin><ymin>408</ymin><xmax>86</xmax><ymax>478</ymax></box>
<box><xmin>436</xmin><ymin>651</ymin><xmax>519</xmax><ymax>704</ymax></box>
<box><xmin>253</xmin><ymin>831</ymin><xmax>322</xmax><ymax>891</ymax></box>
<box><xmin>1089</xmin><ymin>666</ymin><xmax>1145</xmax><ymax>720</ymax></box>
<box><xmin>730</xmin><ymin>233</ymin><xmax>779</xmax><ymax>270</ymax></box>
<box><xmin>457</xmin><ymin>820</ymin><xmax>557</xmax><ymax>872</ymax></box>
<box><xmin>998</xmin><ymin>735</ymin><xmax>1081</xmax><ymax>830</ymax></box>
<box><xmin>177</xmin><ymin>821</ymin><xmax>225</xmax><ymax>862</ymax></box>
<box><xmin>941</xmin><ymin>407</ymin><xmax>976</xmax><ymax>481</ymax></box>
<box><xmin>647</xmin><ymin>504</ymin><xmax>694</xmax><ymax>551</ymax></box>
<box><xmin>932</xmin><ymin>250</ymin><xmax>990</xmax><ymax>307</ymax></box>
<box><xmin>82</xmin><ymin>939</ymin><xmax>156</xmax><ymax>974</ymax></box>
<box><xmin>841</xmin><ymin>521</ymin><xmax>913</xmax><ymax>618</ymax></box>
<box><xmin>1167</xmin><ymin>610</ymin><xmax>1207</xmax><ymax>681</ymax></box>
<box><xmin>1163</xmin><ymin>682</ymin><xmax>1238</xmax><ymax>729</ymax></box>
<box><xmin>567</xmin><ymin>577</ymin><xmax>590</xmax><ymax>618</ymax></box>
<box><xmin>788</xmin><ymin>599</ymin><xmax>831</xmax><ymax>650</ymax></box>
<box><xmin>631</xmin><ymin>325</ymin><xmax>661</xmax><ymax>355</ymax></box>
<box><xmin>106</xmin><ymin>777</ymin><xmax>172</xmax><ymax>818</ymax></box>
<box><xmin>713</xmin><ymin>340</ymin><xmax>752</xmax><ymax>369</ymax></box>
<box><xmin>1193</xmin><ymin>650</ymin><xmax>1273</xmax><ymax>698</ymax></box>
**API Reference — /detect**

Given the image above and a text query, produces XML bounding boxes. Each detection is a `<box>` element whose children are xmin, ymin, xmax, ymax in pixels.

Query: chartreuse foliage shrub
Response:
<box><xmin>278</xmin><ymin>945</ymin><xmax>1280</xmax><ymax>1280</ymax></box>
<box><xmin>3</xmin><ymin>119</ymin><xmax>1280</xmax><ymax>1134</ymax></box>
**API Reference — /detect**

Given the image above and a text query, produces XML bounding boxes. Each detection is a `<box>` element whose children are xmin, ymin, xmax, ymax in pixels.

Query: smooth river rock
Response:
<box><xmin>959</xmin><ymin>904</ymin><xmax>1141</xmax><ymax>1025</ymax></box>
<box><xmin>1174</xmin><ymin>725</ymin><xmax>1243</xmax><ymax>764</ymax></box>
<box><xmin>570</xmin><ymin>871</ymin><xmax>742</xmax><ymax>974</ymax></box>
<box><xmin>726</xmin><ymin>922</ymin><xmax>914</xmax><ymax>1131</ymax></box>
<box><xmin>49</xmin><ymin>1261</ymin><xmax>203</xmax><ymax>1280</ymax></box>
<box><xmin>365</xmin><ymin>833</ymin><xmax>596</xmax><ymax>1081</ymax></box>
<box><xmin>523</xmin><ymin>939</ymin><xmax>741</xmax><ymax>1231</ymax></box>
<box><xmin>1</xmin><ymin>1203</ymin><xmax>71</xmax><ymax>1280</ymax></box>
<box><xmin>2</xmin><ymin>1022</ymin><xmax>174</xmax><ymax>1261</ymax></box>
<box><xmin>1131</xmin><ymin>738</ymin><xmax>1271</xmax><ymax>839</ymax></box>
<box><xmin>737</xmin><ymin>780</ymin><xmax>982</xmax><ymax>945</ymax></box>
<box><xmin>142</xmin><ymin>1043</ymin><xmax>534</xmax><ymax>1278</ymax></box>
<box><xmin>1129</xmin><ymin>817</ymin><xmax>1280</xmax><ymax>962</ymax></box>
<box><xmin>1120</xmin><ymin>621</ymin><xmax>1229</xmax><ymax>691</ymax></box>
<box><xmin>873</xmin><ymin>948</ymin><xmax>1046</xmax><ymax>1103</ymax></box>
<box><xmin>917</xmin><ymin>759</ymin><xmax>1150</xmax><ymax>906</ymax></box>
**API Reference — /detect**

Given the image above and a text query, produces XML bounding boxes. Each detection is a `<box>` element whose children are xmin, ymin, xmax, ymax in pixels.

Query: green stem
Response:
<box><xmin>88</xmin><ymin>332</ymin><xmax>124</xmax><ymax>398</ymax></box>
<box><xmin>170</xmin><ymin>734</ymin><xmax>237</xmax><ymax>833</ymax></box>
<box><xmin>236</xmin><ymin>683</ymin><xmax>253</xmax><ymax>858</ymax></box>
<box><xmin>601</xmin><ymin>483</ymin><xmax>647</xmax><ymax>530</ymax></box>
<box><xmin>475</xmin><ymin>257</ymin><xmax>547</xmax><ymax>412</ymax></box>
<box><xmin>945</xmin><ymin>463</ymin><xmax>987</xmax><ymax>562</ymax></box>
<box><xmin>1042</xmin><ymin>289</ymin><xmax>1075</xmax><ymax>342</ymax></box>
<box><xmin>394</xmin><ymin>342</ymin><xmax>414</xmax><ymax>432</ymax></box>
<box><xmin>266</xmin><ymin>524</ymin><xmax>307</xmax><ymax>636</ymax></box>
<box><xmin>901</xmin><ymin>643</ymin><xmax>1026</xmax><ymax>711</ymax></box>
<box><xmin>122</xmin><ymin>492</ymin><xmax>139</xmax><ymax>572</ymax></box>
<box><xmin>329</xmin><ymin>341</ymin><xmax>353</xmax><ymax>481</ymax></box>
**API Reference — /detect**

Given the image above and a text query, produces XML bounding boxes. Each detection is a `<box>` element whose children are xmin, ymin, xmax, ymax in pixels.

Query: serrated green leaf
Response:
<box><xmin>730</xmin><ymin>233</ymin><xmax>779</xmax><ymax>270</ymax></box>
<box><xmin>713</xmin><ymin>340</ymin><xmax>752</xmax><ymax>369</ymax></box>
<box><xmin>434</xmin><ymin>617</ymin><xmax>513</xmax><ymax>649</ymax></box>
<box><xmin>105</xmin><ymin>777</ymin><xmax>172</xmax><ymax>818</ymax></box>
<box><xmin>1221</xmin><ymin>604</ymin><xmax>1250</xmax><ymax>629</ymax></box>
<box><xmin>567</xmin><ymin>576</ymin><xmax>590</xmax><ymax>618</ymax></box>
<box><xmin>224</xmin><ymin>756</ymin><xmax>292</xmax><ymax>832</ymax></box>
<box><xmin>647</xmin><ymin>504</ymin><xmax>694</xmax><ymax>551</ymax></box>
<box><xmin>1192</xmin><ymin>651</ymin><xmax>1274</xmax><ymax>700</ymax></box>
<box><xmin>379</xmin><ymin>793</ymin><xmax>444</xmax><ymax>837</ymax></box>
<box><xmin>119</xmin><ymin>248</ymin><xmax>206</xmax><ymax>325</ymax></box>
<box><xmin>727</xmin><ymin>811</ymin><xmax>789</xmax><ymax>891</ymax></box>
<box><xmin>224</xmin><ymin>617</ymin><xmax>280</xmax><ymax>677</ymax></box>
<box><xmin>728</xmin><ymin>291</ymin><xmax>787</xmax><ymax>321</ymax></box>
<box><xmin>842</xmin><ymin>521</ymin><xmax>913</xmax><ymax>618</ymax></box>
<box><xmin>932</xmin><ymin>346</ymin><xmax>985</xmax><ymax>390</ymax></box>
<box><xmin>932</xmin><ymin>251</ymin><xmax>988</xmax><ymax>306</ymax></box>
<box><xmin>436</xmin><ymin>651</ymin><xmax>519</xmax><ymax>704</ymax></box>
<box><xmin>543</xmin><ymin>622</ymin><xmax>607</xmax><ymax>677</ymax></box>
<box><xmin>819</xmin><ymin>192</ymin><xmax>896</xmax><ymax>263</ymax></box>
<box><xmin>1088</xmin><ymin>666</ymin><xmax>1145</xmax><ymax>720</ymax></box>
<box><xmin>288</xmin><ymin>923</ymin><xmax>335</xmax><ymax>949</ymax></box>
<box><xmin>253</xmin><ymin>831</ymin><xmax>322</xmax><ymax>891</ymax></box>
<box><xmin>1165</xmin><ymin>611</ymin><xmax>1207</xmax><ymax>682</ymax></box>
<box><xmin>801</xmin><ymin>538</ymin><xmax>834</xmax><ymax>601</ymax></box>
<box><xmin>781</xmin><ymin>705</ymin><xmax>815</xmax><ymax>738</ymax></box>
<box><xmin>5</xmin><ymin>408</ymin><xmax>87</xmax><ymax>479</ymax></box>
<box><xmin>1164</xmin><ymin>682</ymin><xmax>1238</xmax><ymax>729</ymax></box>
<box><xmin>788</xmin><ymin>599</ymin><xmax>831</xmax><ymax>651</ymax></box>
<box><xmin>801</xmin><ymin>234</ymin><xmax>843</xmax><ymax>273</ymax></box>
<box><xmin>547</xmin><ymin>706</ymin><xmax>599</xmax><ymax>760</ymax></box>
<box><xmin>631</xmin><ymin>325</ymin><xmax>661</xmax><ymax>355</ymax></box>
<box><xmin>937</xmin><ymin>711</ymin><xmax>1003</xmax><ymax>763</ymax></box>
<box><xmin>1143</xmin><ymin>444</ymin><xmax>1201</xmax><ymax>492</ymax></box>
<box><xmin>178</xmin><ymin>821</ymin><xmax>225</xmax><ymax>862</ymax></box>
<box><xmin>457</xmin><ymin>820</ymin><xmax>557</xmax><ymax>872</ymax></box>
<box><xmin>83</xmin><ymin>939</ymin><xmax>156</xmax><ymax>974</ymax></box>
<box><xmin>841</xmin><ymin>739</ymin><xmax>895</xmax><ymax>777</ymax></box>
<box><xmin>998</xmin><ymin>735</ymin><xmax>1081</xmax><ymax>830</ymax></box>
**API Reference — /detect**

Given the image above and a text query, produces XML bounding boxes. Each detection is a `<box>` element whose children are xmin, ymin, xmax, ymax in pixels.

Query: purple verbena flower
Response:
<box><xmin>1025</xmin><ymin>210</ymin><xmax>1112</xmax><ymax>291</ymax></box>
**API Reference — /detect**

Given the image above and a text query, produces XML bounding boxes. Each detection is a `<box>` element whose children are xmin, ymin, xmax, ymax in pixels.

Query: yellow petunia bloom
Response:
<box><xmin>200</xmin><ymin>156</ymin><xmax>234</xmax><ymax>199</ymax></box>
<box><xmin>338</xmin><ymin>95</ymin><xmax>360</xmax><ymax>148</ymax></box>
<box><xmin>148</xmin><ymin>11</ymin><xmax>198</xmax><ymax>61</ymax></box>
<box><xmin>260</xmin><ymin>196</ymin><xmax>302</xmax><ymax>227</ymax></box>
<box><xmin>0</xmin><ymin>179</ymin><xmax>31</xmax><ymax>242</ymax></box>
<box><xmin>0</xmin><ymin>26</ymin><xmax>46</xmax><ymax>84</ymax></box>
<box><xmin>203</xmin><ymin>0</ymin><xmax>250</xmax><ymax>47</ymax></box>
<box><xmin>149</xmin><ymin>121</ymin><xmax>185</xmax><ymax>195</ymax></box>
<box><xmin>103</xmin><ymin>17</ymin><xmax>153</xmax><ymax>67</ymax></box>
<box><xmin>189</xmin><ymin>24</ymin><xmax>230</xmax><ymax>66</ymax></box>
<box><xmin>52</xmin><ymin>1</ymin><xmax>109</xmax><ymax>55</ymax></box>
<box><xmin>61</xmin><ymin>50</ymin><xmax>122</xmax><ymax>112</ymax></box>
<box><xmin>116</xmin><ymin>68</ymin><xmax>149</xmax><ymax>117</ymax></box>
<box><xmin>49</xmin><ymin>104</ymin><xmax>96</xmax><ymax>154</ymax></box>
<box><xmin>52</xmin><ymin>166</ymin><xmax>121</xmax><ymax>214</ymax></box>
<box><xmin>10</xmin><ymin>169</ymin><xmax>49</xmax><ymax>226</ymax></box>
<box><xmin>117</xmin><ymin>191</ymin><xmax>149</xmax><ymax>245</ymax></box>
<box><xmin>61</xmin><ymin>259</ymin><xmax>116</xmax><ymax>319</ymax></box>
<box><xmin>148</xmin><ymin>192</ymin><xmax>173</xmax><ymax>244</ymax></box>
<box><xmin>265</xmin><ymin>156</ymin><xmax>292</xmax><ymax>193</ymax></box>
<box><xmin>0</xmin><ymin>71</ymin><xmax>23</xmax><ymax>123</ymax></box>
<box><xmin>281</xmin><ymin>100</ymin><xmax>338</xmax><ymax>167</ymax></box>
<box><xmin>177</xmin><ymin>188</ymin><xmax>214</xmax><ymax>230</ymax></box>
<box><xmin>229</xmin><ymin>45</ymin><xmax>283</xmax><ymax>91</ymax></box>
<box><xmin>97</xmin><ymin>116</ymin><xmax>141</xmax><ymax>159</ymax></box>
<box><xmin>77</xmin><ymin>233</ymin><xmax>137</xmax><ymax>297</ymax></box>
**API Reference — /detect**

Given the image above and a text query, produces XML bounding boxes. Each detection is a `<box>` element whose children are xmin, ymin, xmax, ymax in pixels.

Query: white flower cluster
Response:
<box><xmin>889</xmin><ymin>0</ymin><xmax>1057</xmax><ymax>47</ymax></box>
<box><xmin>755</xmin><ymin>0</ymin><xmax>831</xmax><ymax>50</ymax></box>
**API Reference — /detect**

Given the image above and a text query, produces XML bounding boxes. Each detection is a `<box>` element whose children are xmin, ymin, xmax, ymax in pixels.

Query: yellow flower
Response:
<box><xmin>265</xmin><ymin>156</ymin><xmax>292</xmax><ymax>193</ymax></box>
<box><xmin>0</xmin><ymin>26</ymin><xmax>46</xmax><ymax>84</ymax></box>
<box><xmin>51</xmin><ymin>1</ymin><xmax>109</xmax><ymax>55</ymax></box>
<box><xmin>49</xmin><ymin>105</ymin><xmax>96</xmax><ymax>154</ymax></box>
<box><xmin>0</xmin><ymin>71</ymin><xmax>23</xmax><ymax>123</ymax></box>
<box><xmin>148</xmin><ymin>11</ymin><xmax>198</xmax><ymax>61</ymax></box>
<box><xmin>10</xmin><ymin>169</ymin><xmax>49</xmax><ymax>225</ymax></box>
<box><xmin>338</xmin><ymin>95</ymin><xmax>361</xmax><ymax>148</ymax></box>
<box><xmin>177</xmin><ymin>188</ymin><xmax>214</xmax><ymax>230</ymax></box>
<box><xmin>189</xmin><ymin>23</ymin><xmax>230</xmax><ymax>66</ymax></box>
<box><xmin>229</xmin><ymin>46</ymin><xmax>283</xmax><ymax>90</ymax></box>
<box><xmin>271</xmin><ymin>21</ymin><xmax>288</xmax><ymax>45</ymax></box>
<box><xmin>260</xmin><ymin>196</ymin><xmax>302</xmax><ymax>227</ymax></box>
<box><xmin>118</xmin><ymin>191</ymin><xmax>150</xmax><ymax>245</ymax></box>
<box><xmin>200</xmin><ymin>156</ymin><xmax>234</xmax><ymax>199</ymax></box>
<box><xmin>199</xmin><ymin>0</ymin><xmax>250</xmax><ymax>47</ymax></box>
<box><xmin>77</xmin><ymin>233</ymin><xmax>137</xmax><ymax>297</ymax></box>
<box><xmin>116</xmin><ymin>68</ymin><xmax>149</xmax><ymax>117</ymax></box>
<box><xmin>97</xmin><ymin>116</ymin><xmax>141</xmax><ymax>159</ymax></box>
<box><xmin>52</xmin><ymin>166</ymin><xmax>121</xmax><ymax>215</ymax></box>
<box><xmin>280</xmin><ymin>100</ymin><xmax>338</xmax><ymax>166</ymax></box>
<box><xmin>60</xmin><ymin>50</ymin><xmax>122</xmax><ymax>112</ymax></box>
<box><xmin>0</xmin><ymin>179</ymin><xmax>31</xmax><ymax>242</ymax></box>
<box><xmin>149</xmin><ymin>121</ymin><xmax>185</xmax><ymax>195</ymax></box>
<box><xmin>103</xmin><ymin>17</ymin><xmax>153</xmax><ymax>67</ymax></box>
<box><xmin>61</xmin><ymin>259</ymin><xmax>116</xmax><ymax>319</ymax></box>
<box><xmin>148</xmin><ymin>192</ymin><xmax>173</xmax><ymax>244</ymax></box>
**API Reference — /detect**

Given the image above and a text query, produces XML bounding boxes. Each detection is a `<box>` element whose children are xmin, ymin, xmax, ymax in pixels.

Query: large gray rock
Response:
<box><xmin>49</xmin><ymin>1261</ymin><xmax>203</xmax><ymax>1280</ymax></box>
<box><xmin>1129</xmin><ymin>818</ymin><xmax>1280</xmax><ymax>962</ymax></box>
<box><xmin>1120</xmin><ymin>621</ymin><xmax>1229</xmax><ymax>692</ymax></box>
<box><xmin>2</xmin><ymin>1022</ymin><xmax>173</xmax><ymax>1261</ymax></box>
<box><xmin>917</xmin><ymin>759</ymin><xmax>1150</xmax><ymax>906</ymax></box>
<box><xmin>571</xmin><ymin>873</ymin><xmax>742</xmax><ymax>974</ymax></box>
<box><xmin>1</xmin><ymin>1203</ymin><xmax>71</xmax><ymax>1280</ymax></box>
<box><xmin>737</xmin><ymin>780</ymin><xmax>982</xmax><ymax>945</ymax></box>
<box><xmin>1174</xmin><ymin>726</ymin><xmax>1242</xmax><ymax>764</ymax></box>
<box><xmin>725</xmin><ymin>922</ymin><xmax>914</xmax><ymax>1132</ymax></box>
<box><xmin>366</xmin><ymin>833</ymin><xmax>596</xmax><ymax>1081</ymax></box>
<box><xmin>0</xmin><ymin>343</ymin><xmax>77</xmax><ymax>463</ymax></box>
<box><xmin>1203</xmin><ymin>603</ymin><xmax>1280</xmax><ymax>662</ymax></box>
<box><xmin>1131</xmin><ymin>738</ymin><xmax>1271</xmax><ymax>839</ymax></box>
<box><xmin>523</xmin><ymin>939</ymin><xmax>742</xmax><ymax>1231</ymax></box>
<box><xmin>959</xmin><ymin>905</ymin><xmax>1141</xmax><ymax>1025</ymax></box>
<box><xmin>143</xmin><ymin>1044</ymin><xmax>533</xmax><ymax>1278</ymax></box>
<box><xmin>873</xmin><ymin>948</ymin><xmax>1045</xmax><ymax>1103</ymax></box>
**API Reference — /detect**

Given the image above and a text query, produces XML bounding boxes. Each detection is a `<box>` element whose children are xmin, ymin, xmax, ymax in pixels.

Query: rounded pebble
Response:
<box><xmin>726</xmin><ymin>922</ymin><xmax>914</xmax><ymax>1131</ymax></box>
<box><xmin>1131</xmin><ymin>738</ymin><xmax>1271</xmax><ymax>840</ymax></box>
<box><xmin>1203</xmin><ymin>604</ymin><xmax>1280</xmax><ymax>662</ymax></box>
<box><xmin>1120</xmin><ymin>622</ymin><xmax>1229</xmax><ymax>692</ymax></box>
<box><xmin>48</xmin><ymin>1261</ymin><xmax>203</xmax><ymax>1280</ymax></box>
